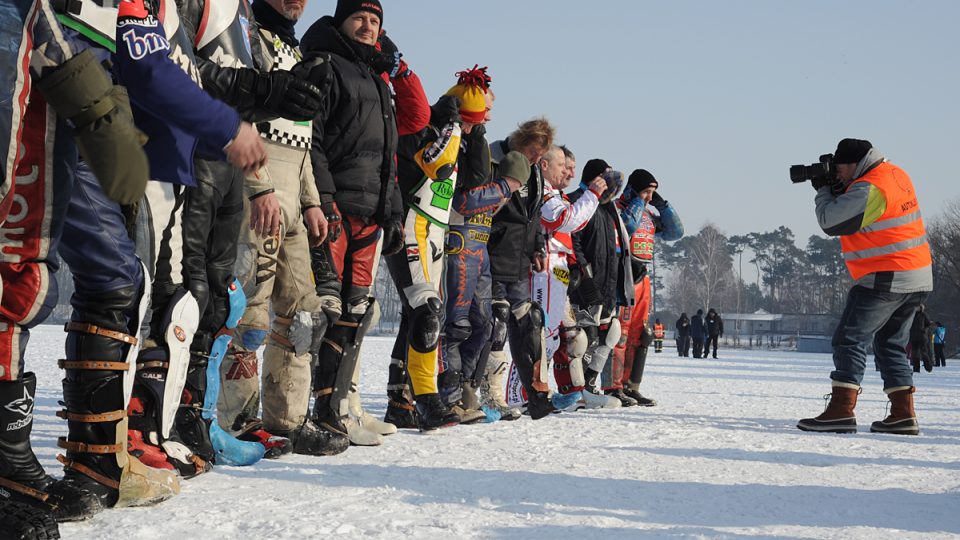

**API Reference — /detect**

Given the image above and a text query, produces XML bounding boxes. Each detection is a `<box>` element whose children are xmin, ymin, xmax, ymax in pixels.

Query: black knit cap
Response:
<box><xmin>581</xmin><ymin>158</ymin><xmax>610</xmax><ymax>184</ymax></box>
<box><xmin>333</xmin><ymin>0</ymin><xmax>383</xmax><ymax>27</ymax></box>
<box><xmin>834</xmin><ymin>138</ymin><xmax>872</xmax><ymax>164</ymax></box>
<box><xmin>628</xmin><ymin>169</ymin><xmax>658</xmax><ymax>192</ymax></box>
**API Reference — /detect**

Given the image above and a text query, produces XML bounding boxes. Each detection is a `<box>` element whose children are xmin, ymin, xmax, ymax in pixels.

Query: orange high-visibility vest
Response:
<box><xmin>654</xmin><ymin>323</ymin><xmax>665</xmax><ymax>338</ymax></box>
<box><xmin>840</xmin><ymin>162</ymin><xmax>931</xmax><ymax>281</ymax></box>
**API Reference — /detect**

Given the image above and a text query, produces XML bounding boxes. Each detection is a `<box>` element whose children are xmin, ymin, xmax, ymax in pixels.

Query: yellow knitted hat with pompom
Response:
<box><xmin>444</xmin><ymin>65</ymin><xmax>491</xmax><ymax>124</ymax></box>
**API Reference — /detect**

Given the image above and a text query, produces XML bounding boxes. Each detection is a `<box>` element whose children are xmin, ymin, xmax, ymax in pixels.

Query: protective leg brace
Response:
<box><xmin>482</xmin><ymin>301</ymin><xmax>512</xmax><ymax>405</ymax></box>
<box><xmin>404</xmin><ymin>290</ymin><xmax>442</xmax><ymax>396</ymax></box>
<box><xmin>554</xmin><ymin>325</ymin><xmax>587</xmax><ymax>395</ymax></box>
<box><xmin>261</xmin><ymin>309</ymin><xmax>325</xmax><ymax>433</ymax></box>
<box><xmin>595</xmin><ymin>317</ymin><xmax>622</xmax><ymax>387</ymax></box>
<box><xmin>127</xmin><ymin>288</ymin><xmax>200</xmax><ymax>477</ymax></box>
<box><xmin>314</xmin><ymin>298</ymin><xmax>375</xmax><ymax>422</ymax></box>
<box><xmin>505</xmin><ymin>302</ymin><xmax>547</xmax><ymax>405</ymax></box>
<box><xmin>438</xmin><ymin>321</ymin><xmax>470</xmax><ymax>405</ymax></box>
<box><xmin>178</xmin><ymin>279</ymin><xmax>263</xmax><ymax>467</ymax></box>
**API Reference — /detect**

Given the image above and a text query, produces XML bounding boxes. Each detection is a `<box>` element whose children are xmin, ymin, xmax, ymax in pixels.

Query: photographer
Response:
<box><xmin>798</xmin><ymin>139</ymin><xmax>932</xmax><ymax>436</ymax></box>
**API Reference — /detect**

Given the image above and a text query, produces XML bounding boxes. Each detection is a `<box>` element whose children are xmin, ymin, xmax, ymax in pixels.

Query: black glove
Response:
<box><xmin>322</xmin><ymin>201</ymin><xmax>342</xmax><ymax>243</ymax></box>
<box><xmin>430</xmin><ymin>95</ymin><xmax>462</xmax><ymax>128</ymax></box>
<box><xmin>380</xmin><ymin>220</ymin><xmax>405</xmax><ymax>256</ymax></box>
<box><xmin>650</xmin><ymin>191</ymin><xmax>668</xmax><ymax>211</ymax></box>
<box><xmin>371</xmin><ymin>32</ymin><xmax>405</xmax><ymax>78</ymax></box>
<box><xmin>811</xmin><ymin>175</ymin><xmax>831</xmax><ymax>192</ymax></box>
<box><xmin>257</xmin><ymin>71</ymin><xmax>322</xmax><ymax>121</ymax></box>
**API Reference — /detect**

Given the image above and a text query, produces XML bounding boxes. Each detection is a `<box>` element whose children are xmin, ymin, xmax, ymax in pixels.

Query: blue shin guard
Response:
<box><xmin>204</xmin><ymin>280</ymin><xmax>265</xmax><ymax>466</ymax></box>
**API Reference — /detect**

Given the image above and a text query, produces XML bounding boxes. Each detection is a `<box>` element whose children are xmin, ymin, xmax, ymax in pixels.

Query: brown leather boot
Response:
<box><xmin>870</xmin><ymin>386</ymin><xmax>919</xmax><ymax>435</ymax></box>
<box><xmin>797</xmin><ymin>381</ymin><xmax>859</xmax><ymax>433</ymax></box>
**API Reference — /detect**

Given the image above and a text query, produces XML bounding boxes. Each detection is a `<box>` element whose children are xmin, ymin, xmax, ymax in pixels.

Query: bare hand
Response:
<box><xmin>533</xmin><ymin>252</ymin><xmax>546</xmax><ymax>273</ymax></box>
<box><xmin>250</xmin><ymin>192</ymin><xmax>281</xmax><ymax>238</ymax></box>
<box><xmin>304</xmin><ymin>206</ymin><xmax>328</xmax><ymax>247</ymax></box>
<box><xmin>226</xmin><ymin>122</ymin><xmax>267</xmax><ymax>174</ymax></box>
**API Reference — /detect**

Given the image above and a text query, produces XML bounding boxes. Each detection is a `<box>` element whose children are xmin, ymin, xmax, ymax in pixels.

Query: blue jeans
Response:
<box><xmin>831</xmin><ymin>285</ymin><xmax>926</xmax><ymax>390</ymax></box>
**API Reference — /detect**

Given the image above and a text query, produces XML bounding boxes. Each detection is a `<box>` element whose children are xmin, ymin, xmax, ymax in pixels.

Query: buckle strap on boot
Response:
<box><xmin>321</xmin><ymin>338</ymin><xmax>343</xmax><ymax>354</ymax></box>
<box><xmin>56</xmin><ymin>455</ymin><xmax>120</xmax><ymax>490</ymax></box>
<box><xmin>389</xmin><ymin>400</ymin><xmax>415</xmax><ymax>411</ymax></box>
<box><xmin>313</xmin><ymin>387</ymin><xmax>333</xmax><ymax>398</ymax></box>
<box><xmin>0</xmin><ymin>476</ymin><xmax>50</xmax><ymax>503</ymax></box>
<box><xmin>65</xmin><ymin>322</ymin><xmax>138</xmax><ymax>346</ymax></box>
<box><xmin>57</xmin><ymin>359</ymin><xmax>129</xmax><ymax>371</ymax></box>
<box><xmin>57</xmin><ymin>438</ymin><xmax>123</xmax><ymax>454</ymax></box>
<box><xmin>56</xmin><ymin>409</ymin><xmax>126</xmax><ymax>422</ymax></box>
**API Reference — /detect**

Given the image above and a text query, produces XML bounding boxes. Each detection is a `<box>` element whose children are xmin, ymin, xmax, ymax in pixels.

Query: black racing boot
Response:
<box><xmin>623</xmin><ymin>382</ymin><xmax>657</xmax><ymax>407</ymax></box>
<box><xmin>234</xmin><ymin>419</ymin><xmax>294</xmax><ymax>459</ymax></box>
<box><xmin>384</xmin><ymin>397</ymin><xmax>418</xmax><ymax>430</ymax></box>
<box><xmin>414</xmin><ymin>394</ymin><xmax>461</xmax><ymax>431</ymax></box>
<box><xmin>605</xmin><ymin>388</ymin><xmax>639</xmax><ymax>407</ymax></box>
<box><xmin>51</xmin><ymin>310</ymin><xmax>179</xmax><ymax>522</ymax></box>
<box><xmin>1</xmin><ymin>374</ymin><xmax>62</xmax><ymax>538</ymax></box>
<box><xmin>526</xmin><ymin>391</ymin><xmax>556</xmax><ymax>420</ymax></box>
<box><xmin>0</xmin><ymin>499</ymin><xmax>60</xmax><ymax>539</ymax></box>
<box><xmin>311</xmin><ymin>392</ymin><xmax>350</xmax><ymax>440</ymax></box>
<box><xmin>273</xmin><ymin>418</ymin><xmax>349</xmax><ymax>456</ymax></box>
<box><xmin>1</xmin><ymin>374</ymin><xmax>56</xmax><ymax>499</ymax></box>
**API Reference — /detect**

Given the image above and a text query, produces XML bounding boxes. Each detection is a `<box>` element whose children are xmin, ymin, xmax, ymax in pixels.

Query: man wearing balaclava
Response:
<box><xmin>799</xmin><ymin>139</ymin><xmax>932</xmax><ymax>436</ymax></box>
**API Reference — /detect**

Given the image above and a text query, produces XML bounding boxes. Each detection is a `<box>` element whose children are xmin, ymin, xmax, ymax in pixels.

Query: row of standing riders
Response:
<box><xmin>0</xmin><ymin>0</ymin><xmax>685</xmax><ymax>535</ymax></box>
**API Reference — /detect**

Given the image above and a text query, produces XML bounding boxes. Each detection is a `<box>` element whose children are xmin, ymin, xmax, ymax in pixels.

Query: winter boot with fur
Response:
<box><xmin>870</xmin><ymin>386</ymin><xmax>920</xmax><ymax>435</ymax></box>
<box><xmin>797</xmin><ymin>381</ymin><xmax>859</xmax><ymax>433</ymax></box>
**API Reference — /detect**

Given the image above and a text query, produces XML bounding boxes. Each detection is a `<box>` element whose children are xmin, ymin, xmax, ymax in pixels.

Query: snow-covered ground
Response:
<box><xmin>21</xmin><ymin>325</ymin><xmax>960</xmax><ymax>539</ymax></box>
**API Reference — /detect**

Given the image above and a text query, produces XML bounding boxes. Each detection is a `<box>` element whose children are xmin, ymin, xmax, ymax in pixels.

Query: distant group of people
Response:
<box><xmin>673</xmin><ymin>309</ymin><xmax>724</xmax><ymax>358</ymax></box>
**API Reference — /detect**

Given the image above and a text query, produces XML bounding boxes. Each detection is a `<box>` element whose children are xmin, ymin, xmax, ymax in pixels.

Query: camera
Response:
<box><xmin>790</xmin><ymin>153</ymin><xmax>835</xmax><ymax>184</ymax></box>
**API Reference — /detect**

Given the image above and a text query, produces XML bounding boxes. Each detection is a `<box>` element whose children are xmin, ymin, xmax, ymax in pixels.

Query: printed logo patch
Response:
<box><xmin>4</xmin><ymin>386</ymin><xmax>34</xmax><ymax>417</ymax></box>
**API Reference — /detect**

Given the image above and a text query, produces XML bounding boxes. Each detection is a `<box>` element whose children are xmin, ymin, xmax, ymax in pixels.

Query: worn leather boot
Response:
<box><xmin>797</xmin><ymin>381</ymin><xmax>859</xmax><ymax>433</ymax></box>
<box><xmin>870</xmin><ymin>386</ymin><xmax>919</xmax><ymax>435</ymax></box>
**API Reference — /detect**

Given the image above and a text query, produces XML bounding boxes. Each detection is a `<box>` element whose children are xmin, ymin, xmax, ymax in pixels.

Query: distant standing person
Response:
<box><xmin>675</xmin><ymin>312</ymin><xmax>691</xmax><ymax>356</ymax></box>
<box><xmin>691</xmin><ymin>309</ymin><xmax>705</xmax><ymax>358</ymax></box>
<box><xmin>705</xmin><ymin>308</ymin><xmax>723</xmax><ymax>358</ymax></box>
<box><xmin>908</xmin><ymin>305</ymin><xmax>934</xmax><ymax>373</ymax></box>
<box><xmin>933</xmin><ymin>322</ymin><xmax>947</xmax><ymax>367</ymax></box>
<box><xmin>653</xmin><ymin>319</ymin><xmax>665</xmax><ymax>353</ymax></box>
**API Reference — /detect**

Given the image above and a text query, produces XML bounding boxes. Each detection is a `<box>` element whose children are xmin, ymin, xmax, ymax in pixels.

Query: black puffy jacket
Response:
<box><xmin>486</xmin><ymin>138</ymin><xmax>544</xmax><ymax>283</ymax></box>
<box><xmin>300</xmin><ymin>17</ymin><xmax>400</xmax><ymax>222</ymax></box>
<box><xmin>568</xmin><ymin>192</ymin><xmax>634</xmax><ymax>310</ymax></box>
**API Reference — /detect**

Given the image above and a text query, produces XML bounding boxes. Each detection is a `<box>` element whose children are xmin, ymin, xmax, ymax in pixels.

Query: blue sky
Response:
<box><xmin>298</xmin><ymin>0</ymin><xmax>959</xmax><ymax>244</ymax></box>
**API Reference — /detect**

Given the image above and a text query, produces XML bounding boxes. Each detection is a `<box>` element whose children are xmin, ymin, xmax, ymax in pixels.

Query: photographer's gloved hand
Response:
<box><xmin>650</xmin><ymin>191</ymin><xmax>668</xmax><ymax>211</ymax></box>
<box><xmin>257</xmin><ymin>71</ymin><xmax>322</xmax><ymax>121</ymax></box>
<box><xmin>380</xmin><ymin>220</ymin><xmax>405</xmax><ymax>256</ymax></box>
<box><xmin>372</xmin><ymin>31</ymin><xmax>408</xmax><ymax>79</ymax></box>
<box><xmin>811</xmin><ymin>175</ymin><xmax>831</xmax><ymax>192</ymax></box>
<box><xmin>322</xmin><ymin>201</ymin><xmax>342</xmax><ymax>243</ymax></box>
